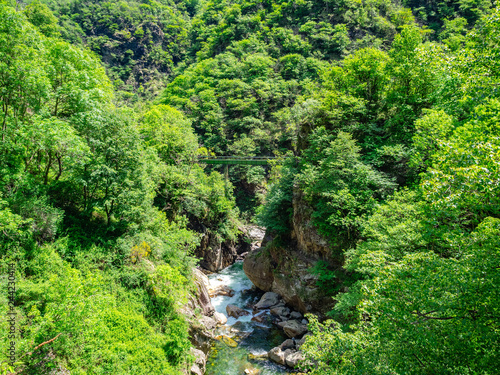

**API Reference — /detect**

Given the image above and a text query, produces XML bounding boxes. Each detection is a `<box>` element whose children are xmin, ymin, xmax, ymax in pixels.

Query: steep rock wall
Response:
<box><xmin>182</xmin><ymin>268</ymin><xmax>217</xmax><ymax>375</ymax></box>
<box><xmin>195</xmin><ymin>230</ymin><xmax>251</xmax><ymax>272</ymax></box>
<box><xmin>243</xmin><ymin>187</ymin><xmax>337</xmax><ymax>317</ymax></box>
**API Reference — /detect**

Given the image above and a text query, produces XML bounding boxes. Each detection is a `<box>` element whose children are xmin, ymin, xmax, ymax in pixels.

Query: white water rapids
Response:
<box><xmin>205</xmin><ymin>262</ymin><xmax>290</xmax><ymax>375</ymax></box>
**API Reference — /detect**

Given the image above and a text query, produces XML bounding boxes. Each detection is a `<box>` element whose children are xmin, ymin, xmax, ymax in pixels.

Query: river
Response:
<box><xmin>205</xmin><ymin>262</ymin><xmax>291</xmax><ymax>375</ymax></box>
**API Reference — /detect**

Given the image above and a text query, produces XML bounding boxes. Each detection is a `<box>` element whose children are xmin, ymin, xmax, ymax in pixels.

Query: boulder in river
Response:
<box><xmin>270</xmin><ymin>306</ymin><xmax>290</xmax><ymax>317</ymax></box>
<box><xmin>269</xmin><ymin>347</ymin><xmax>304</xmax><ymax>368</ymax></box>
<box><xmin>277</xmin><ymin>321</ymin><xmax>287</xmax><ymax>328</ymax></box>
<box><xmin>255</xmin><ymin>292</ymin><xmax>280</xmax><ymax>309</ymax></box>
<box><xmin>251</xmin><ymin>311</ymin><xmax>268</xmax><ymax>323</ymax></box>
<box><xmin>215</xmin><ymin>335</ymin><xmax>239</xmax><ymax>348</ymax></box>
<box><xmin>230</xmin><ymin>320</ymin><xmax>248</xmax><ymax>332</ymax></box>
<box><xmin>209</xmin><ymin>285</ymin><xmax>235</xmax><ymax>298</ymax></box>
<box><xmin>213</xmin><ymin>311</ymin><xmax>228</xmax><ymax>325</ymax></box>
<box><xmin>244</xmin><ymin>366</ymin><xmax>260</xmax><ymax>375</ymax></box>
<box><xmin>248</xmin><ymin>353</ymin><xmax>268</xmax><ymax>361</ymax></box>
<box><xmin>280</xmin><ymin>339</ymin><xmax>295</xmax><ymax>350</ymax></box>
<box><xmin>268</xmin><ymin>347</ymin><xmax>294</xmax><ymax>366</ymax></box>
<box><xmin>226</xmin><ymin>304</ymin><xmax>250</xmax><ymax>318</ymax></box>
<box><xmin>290</xmin><ymin>311</ymin><xmax>303</xmax><ymax>320</ymax></box>
<box><xmin>283</xmin><ymin>320</ymin><xmax>308</xmax><ymax>338</ymax></box>
<box><xmin>285</xmin><ymin>350</ymin><xmax>304</xmax><ymax>368</ymax></box>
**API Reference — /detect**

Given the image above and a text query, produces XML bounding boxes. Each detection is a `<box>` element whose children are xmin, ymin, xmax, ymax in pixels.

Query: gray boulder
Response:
<box><xmin>251</xmin><ymin>311</ymin><xmax>267</xmax><ymax>323</ymax></box>
<box><xmin>226</xmin><ymin>304</ymin><xmax>250</xmax><ymax>318</ymax></box>
<box><xmin>285</xmin><ymin>350</ymin><xmax>304</xmax><ymax>368</ymax></box>
<box><xmin>255</xmin><ymin>292</ymin><xmax>280</xmax><ymax>309</ymax></box>
<box><xmin>280</xmin><ymin>339</ymin><xmax>295</xmax><ymax>350</ymax></box>
<box><xmin>270</xmin><ymin>306</ymin><xmax>290</xmax><ymax>317</ymax></box>
<box><xmin>283</xmin><ymin>320</ymin><xmax>308</xmax><ymax>338</ymax></box>
<box><xmin>209</xmin><ymin>285</ymin><xmax>235</xmax><ymax>298</ymax></box>
<box><xmin>268</xmin><ymin>347</ymin><xmax>294</xmax><ymax>366</ymax></box>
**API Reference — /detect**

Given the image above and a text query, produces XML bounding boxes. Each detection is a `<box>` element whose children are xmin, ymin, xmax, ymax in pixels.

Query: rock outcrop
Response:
<box><xmin>195</xmin><ymin>231</ymin><xmax>247</xmax><ymax>272</ymax></box>
<box><xmin>184</xmin><ymin>269</ymin><xmax>218</xmax><ymax>357</ymax></box>
<box><xmin>242</xmin><ymin>246</ymin><xmax>275</xmax><ymax>291</ymax></box>
<box><xmin>243</xmin><ymin>243</ymin><xmax>335</xmax><ymax>315</ymax></box>
<box><xmin>190</xmin><ymin>348</ymin><xmax>207</xmax><ymax>375</ymax></box>
<box><xmin>192</xmin><ymin>269</ymin><xmax>215</xmax><ymax>316</ymax></box>
<box><xmin>194</xmin><ymin>226</ymin><xmax>264</xmax><ymax>272</ymax></box>
<box><xmin>213</xmin><ymin>311</ymin><xmax>228</xmax><ymax>325</ymax></box>
<box><xmin>243</xmin><ymin>188</ymin><xmax>337</xmax><ymax>316</ymax></box>
<box><xmin>291</xmin><ymin>188</ymin><xmax>330</xmax><ymax>257</ymax></box>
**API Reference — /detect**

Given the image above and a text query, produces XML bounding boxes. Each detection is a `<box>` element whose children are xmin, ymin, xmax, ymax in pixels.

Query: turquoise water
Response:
<box><xmin>206</xmin><ymin>262</ymin><xmax>290</xmax><ymax>375</ymax></box>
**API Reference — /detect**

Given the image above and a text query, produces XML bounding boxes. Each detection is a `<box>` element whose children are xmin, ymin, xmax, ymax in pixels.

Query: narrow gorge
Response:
<box><xmin>187</xmin><ymin>225</ymin><xmax>318</xmax><ymax>375</ymax></box>
<box><xmin>188</xmin><ymin>187</ymin><xmax>339</xmax><ymax>375</ymax></box>
<box><xmin>1</xmin><ymin>1</ymin><xmax>498</xmax><ymax>374</ymax></box>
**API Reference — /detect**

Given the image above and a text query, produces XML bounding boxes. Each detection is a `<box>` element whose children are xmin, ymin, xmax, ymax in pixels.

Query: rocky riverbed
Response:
<box><xmin>187</xmin><ymin>225</ymin><xmax>314</xmax><ymax>375</ymax></box>
<box><xmin>201</xmin><ymin>262</ymin><xmax>310</xmax><ymax>375</ymax></box>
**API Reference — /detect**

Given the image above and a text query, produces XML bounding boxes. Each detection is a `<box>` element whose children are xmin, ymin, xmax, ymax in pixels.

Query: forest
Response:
<box><xmin>0</xmin><ymin>0</ymin><xmax>498</xmax><ymax>374</ymax></box>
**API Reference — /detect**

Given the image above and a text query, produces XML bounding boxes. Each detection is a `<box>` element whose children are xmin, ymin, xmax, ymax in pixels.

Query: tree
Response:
<box><xmin>140</xmin><ymin>104</ymin><xmax>198</xmax><ymax>165</ymax></box>
<box><xmin>73</xmin><ymin>108</ymin><xmax>159</xmax><ymax>226</ymax></box>
<box><xmin>44</xmin><ymin>39</ymin><xmax>113</xmax><ymax>118</ymax></box>
<box><xmin>421</xmin><ymin>99</ymin><xmax>500</xmax><ymax>243</ymax></box>
<box><xmin>23</xmin><ymin>0</ymin><xmax>60</xmax><ymax>38</ymax></box>
<box><xmin>0</xmin><ymin>4</ymin><xmax>49</xmax><ymax>144</ymax></box>
<box><xmin>298</xmin><ymin>129</ymin><xmax>395</xmax><ymax>250</ymax></box>
<box><xmin>21</xmin><ymin>116</ymin><xmax>89</xmax><ymax>185</ymax></box>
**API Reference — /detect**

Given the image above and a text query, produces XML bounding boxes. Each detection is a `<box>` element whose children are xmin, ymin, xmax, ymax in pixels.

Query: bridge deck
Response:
<box><xmin>198</xmin><ymin>156</ymin><xmax>275</xmax><ymax>166</ymax></box>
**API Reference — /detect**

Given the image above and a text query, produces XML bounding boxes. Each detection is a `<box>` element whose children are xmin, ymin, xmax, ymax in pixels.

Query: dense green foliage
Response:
<box><xmin>0</xmin><ymin>3</ymin><xmax>238</xmax><ymax>374</ymax></box>
<box><xmin>33</xmin><ymin>0</ymin><xmax>496</xmax><ymax>211</ymax></box>
<box><xmin>157</xmin><ymin>0</ymin><xmax>414</xmax><ymax>210</ymax></box>
<box><xmin>288</xmin><ymin>8</ymin><xmax>500</xmax><ymax>375</ymax></box>
<box><xmin>28</xmin><ymin>0</ymin><xmax>196</xmax><ymax>101</ymax></box>
<box><xmin>1</xmin><ymin>0</ymin><xmax>499</xmax><ymax>373</ymax></box>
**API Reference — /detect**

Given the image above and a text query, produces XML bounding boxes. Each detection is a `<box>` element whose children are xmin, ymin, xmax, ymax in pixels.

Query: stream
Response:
<box><xmin>205</xmin><ymin>262</ymin><xmax>290</xmax><ymax>375</ymax></box>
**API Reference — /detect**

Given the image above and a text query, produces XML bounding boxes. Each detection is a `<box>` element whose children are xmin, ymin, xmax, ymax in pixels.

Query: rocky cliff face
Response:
<box><xmin>243</xmin><ymin>187</ymin><xmax>337</xmax><ymax>317</ymax></box>
<box><xmin>182</xmin><ymin>268</ymin><xmax>218</xmax><ymax>375</ymax></box>
<box><xmin>290</xmin><ymin>187</ymin><xmax>331</xmax><ymax>258</ymax></box>
<box><xmin>195</xmin><ymin>232</ymin><xmax>239</xmax><ymax>272</ymax></box>
<box><xmin>195</xmin><ymin>226</ymin><xmax>261</xmax><ymax>272</ymax></box>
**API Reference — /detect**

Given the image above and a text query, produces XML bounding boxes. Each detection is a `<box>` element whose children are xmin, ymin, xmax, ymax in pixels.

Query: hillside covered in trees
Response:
<box><xmin>1</xmin><ymin>0</ymin><xmax>499</xmax><ymax>374</ymax></box>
